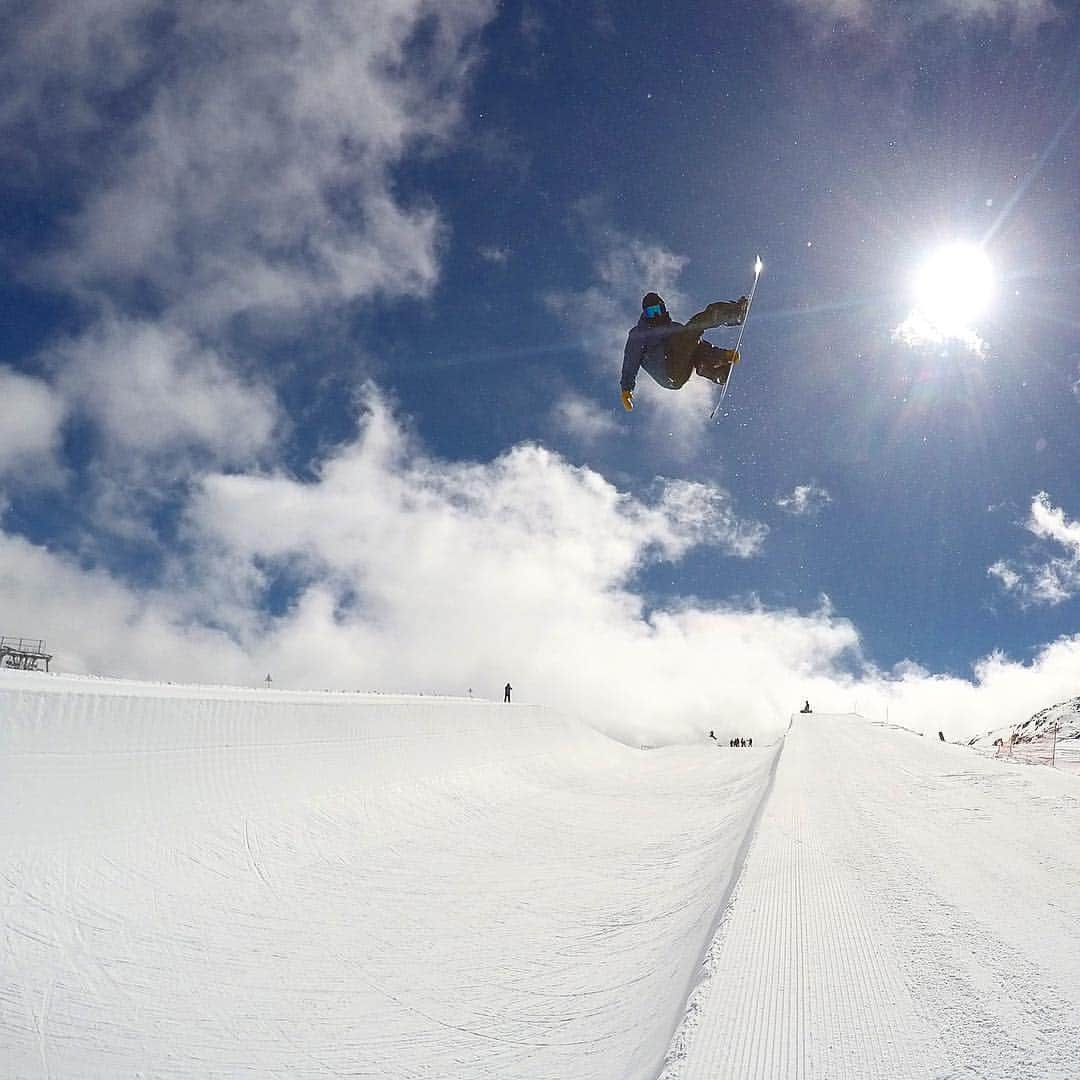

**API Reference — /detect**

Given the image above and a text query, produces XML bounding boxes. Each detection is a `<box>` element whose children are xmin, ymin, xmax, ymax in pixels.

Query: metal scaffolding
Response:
<box><xmin>0</xmin><ymin>636</ymin><xmax>53</xmax><ymax>672</ymax></box>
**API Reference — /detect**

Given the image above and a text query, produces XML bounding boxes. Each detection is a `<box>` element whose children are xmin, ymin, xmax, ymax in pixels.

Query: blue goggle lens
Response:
<box><xmin>644</xmin><ymin>304</ymin><xmax>663</xmax><ymax>318</ymax></box>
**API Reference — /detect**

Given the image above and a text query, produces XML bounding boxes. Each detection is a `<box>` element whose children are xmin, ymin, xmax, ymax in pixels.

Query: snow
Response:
<box><xmin>669</xmin><ymin>715</ymin><xmax>1080</xmax><ymax>1079</ymax></box>
<box><xmin>3</xmin><ymin>674</ymin><xmax>1080</xmax><ymax>1078</ymax></box>
<box><xmin>0</xmin><ymin>672</ymin><xmax>771</xmax><ymax>1078</ymax></box>
<box><xmin>969</xmin><ymin>695</ymin><xmax>1080</xmax><ymax>774</ymax></box>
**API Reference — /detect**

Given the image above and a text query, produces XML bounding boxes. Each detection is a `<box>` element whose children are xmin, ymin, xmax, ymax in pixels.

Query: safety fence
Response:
<box><xmin>992</xmin><ymin>727</ymin><xmax>1080</xmax><ymax>775</ymax></box>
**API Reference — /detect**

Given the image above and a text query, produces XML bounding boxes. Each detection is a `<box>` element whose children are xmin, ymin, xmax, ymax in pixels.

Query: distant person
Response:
<box><xmin>748</xmin><ymin>737</ymin><xmax>753</xmax><ymax>748</ymax></box>
<box><xmin>504</xmin><ymin>682</ymin><xmax>512</xmax><ymax>703</ymax></box>
<box><xmin>801</xmin><ymin>700</ymin><xmax>812</xmax><ymax>714</ymax></box>
<box><xmin>938</xmin><ymin>731</ymin><xmax>945</xmax><ymax>742</ymax></box>
<box><xmin>709</xmin><ymin>730</ymin><xmax>717</xmax><ymax>741</ymax></box>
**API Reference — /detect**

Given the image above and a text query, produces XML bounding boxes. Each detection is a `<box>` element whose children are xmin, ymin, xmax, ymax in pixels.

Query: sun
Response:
<box><xmin>911</xmin><ymin>242</ymin><xmax>994</xmax><ymax>339</ymax></box>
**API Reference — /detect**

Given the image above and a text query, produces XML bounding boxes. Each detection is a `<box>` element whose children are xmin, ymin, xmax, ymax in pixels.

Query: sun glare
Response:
<box><xmin>912</xmin><ymin>243</ymin><xmax>994</xmax><ymax>339</ymax></box>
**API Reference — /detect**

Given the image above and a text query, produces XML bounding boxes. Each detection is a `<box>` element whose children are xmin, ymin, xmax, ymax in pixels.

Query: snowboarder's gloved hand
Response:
<box><xmin>621</xmin><ymin>389</ymin><xmax>634</xmax><ymax>411</ymax></box>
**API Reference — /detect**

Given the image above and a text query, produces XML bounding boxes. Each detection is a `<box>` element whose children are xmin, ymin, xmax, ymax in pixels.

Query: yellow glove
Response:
<box><xmin>621</xmin><ymin>389</ymin><xmax>634</xmax><ymax>411</ymax></box>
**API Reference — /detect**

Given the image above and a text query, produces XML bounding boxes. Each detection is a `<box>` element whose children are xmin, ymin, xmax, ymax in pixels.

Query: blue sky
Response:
<box><xmin>1</xmin><ymin>0</ymin><xmax>1079</xmax><ymax>741</ymax></box>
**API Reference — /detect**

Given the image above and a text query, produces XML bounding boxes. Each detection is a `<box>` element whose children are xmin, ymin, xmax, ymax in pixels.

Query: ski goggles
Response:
<box><xmin>643</xmin><ymin>303</ymin><xmax>664</xmax><ymax>318</ymax></box>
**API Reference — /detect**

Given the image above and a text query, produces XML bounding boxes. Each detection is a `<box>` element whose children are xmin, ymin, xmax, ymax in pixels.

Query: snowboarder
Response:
<box><xmin>620</xmin><ymin>292</ymin><xmax>748</xmax><ymax>411</ymax></box>
<box><xmin>504</xmin><ymin>682</ymin><xmax>512</xmax><ymax>703</ymax></box>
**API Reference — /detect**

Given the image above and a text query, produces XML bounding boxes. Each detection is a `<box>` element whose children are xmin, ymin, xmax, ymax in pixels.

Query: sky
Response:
<box><xmin>1</xmin><ymin>0</ymin><xmax>1079</xmax><ymax>743</ymax></box>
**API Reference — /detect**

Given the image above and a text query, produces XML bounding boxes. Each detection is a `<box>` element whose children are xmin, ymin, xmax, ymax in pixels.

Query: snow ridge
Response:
<box><xmin>0</xmin><ymin>671</ymin><xmax>776</xmax><ymax>1079</ymax></box>
<box><xmin>657</xmin><ymin>721</ymin><xmax>788</xmax><ymax>1079</ymax></box>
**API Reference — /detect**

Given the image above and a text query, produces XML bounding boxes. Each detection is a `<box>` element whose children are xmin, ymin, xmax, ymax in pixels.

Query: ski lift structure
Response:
<box><xmin>0</xmin><ymin>636</ymin><xmax>53</xmax><ymax>672</ymax></box>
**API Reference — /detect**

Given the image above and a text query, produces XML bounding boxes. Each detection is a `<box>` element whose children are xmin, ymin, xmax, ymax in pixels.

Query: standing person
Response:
<box><xmin>620</xmin><ymin>291</ymin><xmax>748</xmax><ymax>411</ymax></box>
<box><xmin>504</xmin><ymin>682</ymin><xmax>512</xmax><ymax>703</ymax></box>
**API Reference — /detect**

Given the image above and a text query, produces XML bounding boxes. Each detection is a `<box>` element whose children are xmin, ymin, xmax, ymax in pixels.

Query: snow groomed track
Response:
<box><xmin>671</xmin><ymin>714</ymin><xmax>1080</xmax><ymax>1080</ymax></box>
<box><xmin>3</xmin><ymin>677</ymin><xmax>1080</xmax><ymax>1079</ymax></box>
<box><xmin>0</xmin><ymin>673</ymin><xmax>773</xmax><ymax>1079</ymax></box>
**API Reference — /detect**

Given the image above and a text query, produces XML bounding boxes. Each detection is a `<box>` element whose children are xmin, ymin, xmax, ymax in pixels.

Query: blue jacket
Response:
<box><xmin>621</xmin><ymin>314</ymin><xmax>684</xmax><ymax>392</ymax></box>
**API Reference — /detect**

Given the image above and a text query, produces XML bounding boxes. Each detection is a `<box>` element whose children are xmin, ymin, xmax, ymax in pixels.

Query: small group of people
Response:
<box><xmin>708</xmin><ymin>731</ymin><xmax>753</xmax><ymax>748</ymax></box>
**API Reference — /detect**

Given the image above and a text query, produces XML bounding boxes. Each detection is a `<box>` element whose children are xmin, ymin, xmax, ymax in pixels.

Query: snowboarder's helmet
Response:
<box><xmin>642</xmin><ymin>292</ymin><xmax>666</xmax><ymax>319</ymax></box>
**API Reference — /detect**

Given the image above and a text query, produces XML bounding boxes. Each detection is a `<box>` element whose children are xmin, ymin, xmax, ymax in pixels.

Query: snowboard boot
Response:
<box><xmin>732</xmin><ymin>295</ymin><xmax>749</xmax><ymax>325</ymax></box>
<box><xmin>696</xmin><ymin>347</ymin><xmax>740</xmax><ymax>384</ymax></box>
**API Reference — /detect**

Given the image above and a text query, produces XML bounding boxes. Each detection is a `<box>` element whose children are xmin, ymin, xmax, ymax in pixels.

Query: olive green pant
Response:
<box><xmin>664</xmin><ymin>300</ymin><xmax>744</xmax><ymax>389</ymax></box>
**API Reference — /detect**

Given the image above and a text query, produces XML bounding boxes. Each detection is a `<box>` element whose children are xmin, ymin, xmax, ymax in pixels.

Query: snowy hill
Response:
<box><xmin>968</xmin><ymin>693</ymin><xmax>1080</xmax><ymax>746</ymax></box>
<box><xmin>966</xmin><ymin>694</ymin><xmax>1080</xmax><ymax>774</ymax></box>
<box><xmin>3</xmin><ymin>675</ymin><xmax>1079</xmax><ymax>1079</ymax></box>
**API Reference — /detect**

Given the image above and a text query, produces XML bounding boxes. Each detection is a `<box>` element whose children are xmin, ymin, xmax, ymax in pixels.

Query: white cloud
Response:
<box><xmin>53</xmin><ymin>317</ymin><xmax>278</xmax><ymax>463</ymax></box>
<box><xmin>0</xmin><ymin>0</ymin><xmax>152</xmax><ymax>154</ymax></box>
<box><xmin>988</xmin><ymin>492</ymin><xmax>1080</xmax><ymax>606</ymax></box>
<box><xmin>845</xmin><ymin>633</ymin><xmax>1080</xmax><ymax>743</ymax></box>
<box><xmin>0</xmin><ymin>368</ymin><xmax>67</xmax><ymax>483</ymax></box>
<box><xmin>929</xmin><ymin>0</ymin><xmax>1058</xmax><ymax>26</ymax></box>
<box><xmin>549</xmin><ymin>393</ymin><xmax>620</xmax><ymax>444</ymax></box>
<box><xmin>10</xmin><ymin>1</ymin><xmax>497</xmax><ymax>326</ymax></box>
<box><xmin>0</xmin><ymin>529</ymin><xmax>254</xmax><ymax>682</ymax></box>
<box><xmin>783</xmin><ymin>0</ymin><xmax>1060</xmax><ymax>36</ymax></box>
<box><xmin>544</xmin><ymin>217</ymin><xmax>688</xmax><ymax>374</ymax></box>
<box><xmin>3</xmin><ymin>391</ymin><xmax>1078</xmax><ymax>745</ymax></box>
<box><xmin>478</xmin><ymin>244</ymin><xmax>512</xmax><ymax>265</ymax></box>
<box><xmin>188</xmin><ymin>386</ymin><xmax>762</xmax><ymax>575</ymax></box>
<box><xmin>13</xmin><ymin>316</ymin><xmax>283</xmax><ymax>546</ymax></box>
<box><xmin>987</xmin><ymin>560</ymin><xmax>1022</xmax><ymax>593</ymax></box>
<box><xmin>0</xmin><ymin>387</ymin><xmax>781</xmax><ymax>741</ymax></box>
<box><xmin>775</xmin><ymin>482</ymin><xmax>832</xmax><ymax>517</ymax></box>
<box><xmin>3</xmin><ymin>1</ymin><xmax>503</xmax><ymax>541</ymax></box>
<box><xmin>787</xmin><ymin>0</ymin><xmax>871</xmax><ymax>23</ymax></box>
<box><xmin>893</xmin><ymin>311</ymin><xmax>988</xmax><ymax>357</ymax></box>
<box><xmin>656</xmin><ymin>479</ymin><xmax>769</xmax><ymax>559</ymax></box>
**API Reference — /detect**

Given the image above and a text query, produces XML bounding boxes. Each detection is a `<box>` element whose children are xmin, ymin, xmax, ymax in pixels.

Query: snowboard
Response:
<box><xmin>710</xmin><ymin>256</ymin><xmax>763</xmax><ymax>421</ymax></box>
